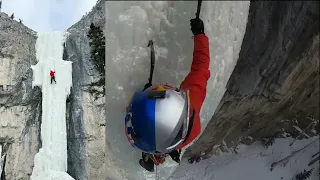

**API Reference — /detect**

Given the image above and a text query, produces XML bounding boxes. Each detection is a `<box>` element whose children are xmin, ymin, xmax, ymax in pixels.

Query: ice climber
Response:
<box><xmin>125</xmin><ymin>17</ymin><xmax>210</xmax><ymax>172</ymax></box>
<box><xmin>50</xmin><ymin>69</ymin><xmax>57</xmax><ymax>84</ymax></box>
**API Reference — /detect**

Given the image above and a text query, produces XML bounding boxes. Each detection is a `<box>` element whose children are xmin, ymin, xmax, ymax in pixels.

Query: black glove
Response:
<box><xmin>190</xmin><ymin>18</ymin><xmax>204</xmax><ymax>35</ymax></box>
<box><xmin>140</xmin><ymin>152</ymin><xmax>154</xmax><ymax>172</ymax></box>
<box><xmin>168</xmin><ymin>150</ymin><xmax>181</xmax><ymax>164</ymax></box>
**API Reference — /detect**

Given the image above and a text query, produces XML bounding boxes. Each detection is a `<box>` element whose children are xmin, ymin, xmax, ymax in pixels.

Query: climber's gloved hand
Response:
<box><xmin>168</xmin><ymin>150</ymin><xmax>181</xmax><ymax>164</ymax></box>
<box><xmin>190</xmin><ymin>18</ymin><xmax>204</xmax><ymax>35</ymax></box>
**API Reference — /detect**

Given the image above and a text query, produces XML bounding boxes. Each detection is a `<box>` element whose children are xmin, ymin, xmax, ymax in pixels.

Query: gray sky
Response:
<box><xmin>1</xmin><ymin>0</ymin><xmax>98</xmax><ymax>32</ymax></box>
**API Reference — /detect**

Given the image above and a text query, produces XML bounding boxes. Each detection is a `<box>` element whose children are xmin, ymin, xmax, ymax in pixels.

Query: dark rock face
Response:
<box><xmin>65</xmin><ymin>32</ymin><xmax>89</xmax><ymax>180</ymax></box>
<box><xmin>65</xmin><ymin>0</ymin><xmax>105</xmax><ymax>179</ymax></box>
<box><xmin>186</xmin><ymin>1</ymin><xmax>319</xmax><ymax>156</ymax></box>
<box><xmin>0</xmin><ymin>12</ymin><xmax>42</xmax><ymax>179</ymax></box>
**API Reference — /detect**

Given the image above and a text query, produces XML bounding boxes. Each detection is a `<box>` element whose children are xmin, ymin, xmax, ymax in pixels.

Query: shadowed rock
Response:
<box><xmin>186</xmin><ymin>1</ymin><xmax>320</xmax><ymax>157</ymax></box>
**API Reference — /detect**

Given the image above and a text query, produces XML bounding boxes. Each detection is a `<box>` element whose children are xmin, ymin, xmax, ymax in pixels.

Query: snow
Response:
<box><xmin>311</xmin><ymin>129</ymin><xmax>317</xmax><ymax>134</ymax></box>
<box><xmin>170</xmin><ymin>136</ymin><xmax>320</xmax><ymax>180</ymax></box>
<box><xmin>30</xmin><ymin>32</ymin><xmax>73</xmax><ymax>180</ymax></box>
<box><xmin>105</xmin><ymin>1</ymin><xmax>250</xmax><ymax>180</ymax></box>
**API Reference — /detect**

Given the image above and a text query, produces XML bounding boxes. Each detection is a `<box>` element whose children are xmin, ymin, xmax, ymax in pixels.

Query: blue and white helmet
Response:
<box><xmin>125</xmin><ymin>84</ymin><xmax>191</xmax><ymax>154</ymax></box>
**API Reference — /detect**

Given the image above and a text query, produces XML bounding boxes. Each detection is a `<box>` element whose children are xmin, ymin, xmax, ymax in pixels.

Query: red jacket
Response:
<box><xmin>177</xmin><ymin>34</ymin><xmax>210</xmax><ymax>149</ymax></box>
<box><xmin>50</xmin><ymin>70</ymin><xmax>55</xmax><ymax>77</ymax></box>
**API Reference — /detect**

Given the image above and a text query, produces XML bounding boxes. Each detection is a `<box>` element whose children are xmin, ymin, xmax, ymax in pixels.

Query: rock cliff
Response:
<box><xmin>0</xmin><ymin>12</ymin><xmax>41</xmax><ymax>179</ymax></box>
<box><xmin>65</xmin><ymin>1</ymin><xmax>105</xmax><ymax>180</ymax></box>
<box><xmin>0</xmin><ymin>1</ymin><xmax>105</xmax><ymax>179</ymax></box>
<box><xmin>186</xmin><ymin>1</ymin><xmax>320</xmax><ymax>157</ymax></box>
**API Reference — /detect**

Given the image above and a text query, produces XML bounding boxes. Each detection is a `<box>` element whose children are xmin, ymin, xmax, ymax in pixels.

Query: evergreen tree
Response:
<box><xmin>62</xmin><ymin>43</ymin><xmax>68</xmax><ymax>60</ymax></box>
<box><xmin>10</xmin><ymin>13</ymin><xmax>14</xmax><ymax>19</ymax></box>
<box><xmin>87</xmin><ymin>22</ymin><xmax>105</xmax><ymax>100</ymax></box>
<box><xmin>296</xmin><ymin>169</ymin><xmax>314</xmax><ymax>180</ymax></box>
<box><xmin>0</xmin><ymin>1</ymin><xmax>2</xmax><ymax>12</ymax></box>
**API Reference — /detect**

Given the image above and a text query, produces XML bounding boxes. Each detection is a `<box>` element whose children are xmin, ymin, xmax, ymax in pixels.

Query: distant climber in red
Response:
<box><xmin>50</xmin><ymin>69</ymin><xmax>57</xmax><ymax>84</ymax></box>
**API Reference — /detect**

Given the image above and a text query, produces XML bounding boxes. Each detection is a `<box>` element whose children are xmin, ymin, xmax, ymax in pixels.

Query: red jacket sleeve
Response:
<box><xmin>179</xmin><ymin>34</ymin><xmax>210</xmax><ymax>148</ymax></box>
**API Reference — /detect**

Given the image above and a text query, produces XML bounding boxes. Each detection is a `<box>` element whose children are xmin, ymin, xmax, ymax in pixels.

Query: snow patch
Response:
<box><xmin>171</xmin><ymin>136</ymin><xmax>320</xmax><ymax>180</ymax></box>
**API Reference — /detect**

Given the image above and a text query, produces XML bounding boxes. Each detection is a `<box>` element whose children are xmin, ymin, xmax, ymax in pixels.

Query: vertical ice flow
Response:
<box><xmin>30</xmin><ymin>32</ymin><xmax>73</xmax><ymax>180</ymax></box>
<box><xmin>105</xmin><ymin>1</ymin><xmax>250</xmax><ymax>180</ymax></box>
<box><xmin>0</xmin><ymin>144</ymin><xmax>2</xmax><ymax>176</ymax></box>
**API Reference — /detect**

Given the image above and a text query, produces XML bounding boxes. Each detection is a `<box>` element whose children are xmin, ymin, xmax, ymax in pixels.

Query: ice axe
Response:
<box><xmin>147</xmin><ymin>40</ymin><xmax>155</xmax><ymax>85</ymax></box>
<box><xmin>195</xmin><ymin>0</ymin><xmax>202</xmax><ymax>19</ymax></box>
<box><xmin>143</xmin><ymin>40</ymin><xmax>155</xmax><ymax>91</ymax></box>
<box><xmin>191</xmin><ymin>0</ymin><xmax>203</xmax><ymax>39</ymax></box>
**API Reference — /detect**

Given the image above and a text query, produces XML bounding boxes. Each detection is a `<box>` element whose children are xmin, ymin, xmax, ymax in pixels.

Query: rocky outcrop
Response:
<box><xmin>186</xmin><ymin>1</ymin><xmax>320</xmax><ymax>156</ymax></box>
<box><xmin>0</xmin><ymin>13</ymin><xmax>41</xmax><ymax>179</ymax></box>
<box><xmin>65</xmin><ymin>1</ymin><xmax>105</xmax><ymax>180</ymax></box>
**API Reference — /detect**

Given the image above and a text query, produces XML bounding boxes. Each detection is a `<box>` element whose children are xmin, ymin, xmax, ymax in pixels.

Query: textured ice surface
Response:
<box><xmin>105</xmin><ymin>1</ymin><xmax>250</xmax><ymax>180</ymax></box>
<box><xmin>0</xmin><ymin>145</ymin><xmax>2</xmax><ymax>177</ymax></box>
<box><xmin>30</xmin><ymin>32</ymin><xmax>73</xmax><ymax>180</ymax></box>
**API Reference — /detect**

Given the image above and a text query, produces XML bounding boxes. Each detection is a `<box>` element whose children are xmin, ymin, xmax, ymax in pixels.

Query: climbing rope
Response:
<box><xmin>155</xmin><ymin>165</ymin><xmax>159</xmax><ymax>180</ymax></box>
<box><xmin>150</xmin><ymin>154</ymin><xmax>163</xmax><ymax>180</ymax></box>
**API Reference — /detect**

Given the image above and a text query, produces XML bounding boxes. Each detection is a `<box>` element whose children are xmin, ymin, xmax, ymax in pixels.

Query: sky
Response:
<box><xmin>1</xmin><ymin>0</ymin><xmax>98</xmax><ymax>32</ymax></box>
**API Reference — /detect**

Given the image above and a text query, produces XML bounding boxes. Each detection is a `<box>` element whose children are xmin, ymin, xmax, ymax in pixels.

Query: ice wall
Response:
<box><xmin>0</xmin><ymin>144</ymin><xmax>2</xmax><ymax>177</ymax></box>
<box><xmin>105</xmin><ymin>1</ymin><xmax>250</xmax><ymax>180</ymax></box>
<box><xmin>30</xmin><ymin>32</ymin><xmax>73</xmax><ymax>180</ymax></box>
